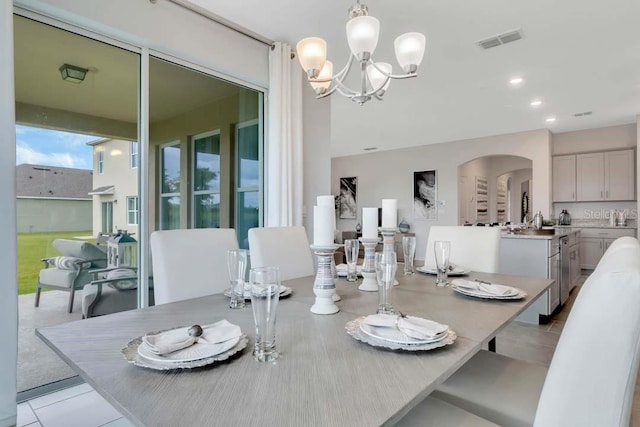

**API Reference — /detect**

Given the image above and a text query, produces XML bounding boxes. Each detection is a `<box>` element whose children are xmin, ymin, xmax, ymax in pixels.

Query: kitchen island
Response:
<box><xmin>499</xmin><ymin>228</ymin><xmax>580</xmax><ymax>324</ymax></box>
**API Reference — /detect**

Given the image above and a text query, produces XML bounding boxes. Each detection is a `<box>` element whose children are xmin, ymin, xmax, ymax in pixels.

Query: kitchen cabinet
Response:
<box><xmin>499</xmin><ymin>235</ymin><xmax>561</xmax><ymax>324</ymax></box>
<box><xmin>553</xmin><ymin>149</ymin><xmax>635</xmax><ymax>202</ymax></box>
<box><xmin>576</xmin><ymin>149</ymin><xmax>635</xmax><ymax>201</ymax></box>
<box><xmin>579</xmin><ymin>228</ymin><xmax>636</xmax><ymax>269</ymax></box>
<box><xmin>568</xmin><ymin>231</ymin><xmax>581</xmax><ymax>290</ymax></box>
<box><xmin>552</xmin><ymin>155</ymin><xmax>577</xmax><ymax>201</ymax></box>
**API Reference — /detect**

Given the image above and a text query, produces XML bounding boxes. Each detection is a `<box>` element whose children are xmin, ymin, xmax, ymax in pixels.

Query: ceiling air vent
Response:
<box><xmin>477</xmin><ymin>28</ymin><xmax>524</xmax><ymax>50</ymax></box>
<box><xmin>573</xmin><ymin>111</ymin><xmax>593</xmax><ymax>117</ymax></box>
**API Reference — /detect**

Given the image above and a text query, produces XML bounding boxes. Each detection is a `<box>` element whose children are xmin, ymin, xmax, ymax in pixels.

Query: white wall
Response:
<box><xmin>302</xmin><ymin>80</ymin><xmax>332</xmax><ymax>241</ymax></box>
<box><xmin>552</xmin><ymin>123</ymin><xmax>636</xmax><ymax>155</ymax></box>
<box><xmin>332</xmin><ymin>129</ymin><xmax>552</xmax><ymax>261</ymax></box>
<box><xmin>0</xmin><ymin>1</ymin><xmax>17</xmax><ymax>425</ymax></box>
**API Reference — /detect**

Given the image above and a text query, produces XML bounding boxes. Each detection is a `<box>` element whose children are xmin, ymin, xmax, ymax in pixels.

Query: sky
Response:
<box><xmin>15</xmin><ymin>125</ymin><xmax>96</xmax><ymax>170</ymax></box>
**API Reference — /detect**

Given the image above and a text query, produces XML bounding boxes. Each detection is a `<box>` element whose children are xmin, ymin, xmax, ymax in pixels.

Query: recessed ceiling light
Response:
<box><xmin>530</xmin><ymin>100</ymin><xmax>543</xmax><ymax>107</ymax></box>
<box><xmin>509</xmin><ymin>77</ymin><xmax>524</xmax><ymax>86</ymax></box>
<box><xmin>546</xmin><ymin>117</ymin><xmax>556</xmax><ymax>123</ymax></box>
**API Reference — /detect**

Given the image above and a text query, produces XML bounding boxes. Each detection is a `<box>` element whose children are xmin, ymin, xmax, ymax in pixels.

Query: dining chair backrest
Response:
<box><xmin>248</xmin><ymin>226</ymin><xmax>315</xmax><ymax>281</ymax></box>
<box><xmin>150</xmin><ymin>228</ymin><xmax>239</xmax><ymax>305</ymax></box>
<box><xmin>424</xmin><ymin>226</ymin><xmax>501</xmax><ymax>273</ymax></box>
<box><xmin>533</xmin><ymin>237</ymin><xmax>640</xmax><ymax>426</ymax></box>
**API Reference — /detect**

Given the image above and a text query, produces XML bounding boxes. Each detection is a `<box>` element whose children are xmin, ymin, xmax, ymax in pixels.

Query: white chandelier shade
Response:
<box><xmin>295</xmin><ymin>37</ymin><xmax>327</xmax><ymax>78</ymax></box>
<box><xmin>309</xmin><ymin>60</ymin><xmax>334</xmax><ymax>94</ymax></box>
<box><xmin>366</xmin><ymin>62</ymin><xmax>392</xmax><ymax>94</ymax></box>
<box><xmin>296</xmin><ymin>1</ymin><xmax>426</xmax><ymax>105</ymax></box>
<box><xmin>345</xmin><ymin>16</ymin><xmax>380</xmax><ymax>59</ymax></box>
<box><xmin>395</xmin><ymin>32</ymin><xmax>426</xmax><ymax>73</ymax></box>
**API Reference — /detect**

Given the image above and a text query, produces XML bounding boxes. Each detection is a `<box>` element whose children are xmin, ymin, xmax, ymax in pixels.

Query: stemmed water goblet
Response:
<box><xmin>434</xmin><ymin>241</ymin><xmax>451</xmax><ymax>287</ymax></box>
<box><xmin>402</xmin><ymin>236</ymin><xmax>416</xmax><ymax>275</ymax></box>
<box><xmin>375</xmin><ymin>251</ymin><xmax>397</xmax><ymax>314</ymax></box>
<box><xmin>344</xmin><ymin>239</ymin><xmax>359</xmax><ymax>282</ymax></box>
<box><xmin>227</xmin><ymin>249</ymin><xmax>248</xmax><ymax>309</ymax></box>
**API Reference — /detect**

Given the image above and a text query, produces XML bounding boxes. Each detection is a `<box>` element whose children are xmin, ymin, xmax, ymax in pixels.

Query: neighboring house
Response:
<box><xmin>16</xmin><ymin>164</ymin><xmax>92</xmax><ymax>233</ymax></box>
<box><xmin>88</xmin><ymin>138</ymin><xmax>139</xmax><ymax>237</ymax></box>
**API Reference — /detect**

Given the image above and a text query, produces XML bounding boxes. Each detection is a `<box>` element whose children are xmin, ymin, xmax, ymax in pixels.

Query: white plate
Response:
<box><xmin>417</xmin><ymin>266</ymin><xmax>469</xmax><ymax>276</ymax></box>
<box><xmin>224</xmin><ymin>285</ymin><xmax>292</xmax><ymax>300</ymax></box>
<box><xmin>346</xmin><ymin>317</ymin><xmax>456</xmax><ymax>352</ymax></box>
<box><xmin>138</xmin><ymin>336</ymin><xmax>240</xmax><ymax>363</ymax></box>
<box><xmin>451</xmin><ymin>285</ymin><xmax>526</xmax><ymax>300</ymax></box>
<box><xmin>359</xmin><ymin>317</ymin><xmax>448</xmax><ymax>345</ymax></box>
<box><xmin>122</xmin><ymin>333</ymin><xmax>248</xmax><ymax>370</ymax></box>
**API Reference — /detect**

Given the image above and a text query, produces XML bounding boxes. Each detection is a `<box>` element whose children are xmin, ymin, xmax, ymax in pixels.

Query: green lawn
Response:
<box><xmin>17</xmin><ymin>231</ymin><xmax>93</xmax><ymax>295</ymax></box>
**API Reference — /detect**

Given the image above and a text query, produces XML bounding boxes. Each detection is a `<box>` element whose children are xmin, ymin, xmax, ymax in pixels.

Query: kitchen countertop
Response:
<box><xmin>555</xmin><ymin>224</ymin><xmax>637</xmax><ymax>229</ymax></box>
<box><xmin>501</xmin><ymin>229</ymin><xmax>577</xmax><ymax>240</ymax></box>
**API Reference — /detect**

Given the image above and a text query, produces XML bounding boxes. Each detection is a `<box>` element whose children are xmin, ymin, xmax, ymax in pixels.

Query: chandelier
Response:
<box><xmin>295</xmin><ymin>0</ymin><xmax>426</xmax><ymax>105</ymax></box>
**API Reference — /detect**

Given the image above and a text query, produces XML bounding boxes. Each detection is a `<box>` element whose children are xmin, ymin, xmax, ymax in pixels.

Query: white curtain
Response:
<box><xmin>266</xmin><ymin>42</ymin><xmax>303</xmax><ymax>227</ymax></box>
<box><xmin>0</xmin><ymin>1</ymin><xmax>18</xmax><ymax>425</ymax></box>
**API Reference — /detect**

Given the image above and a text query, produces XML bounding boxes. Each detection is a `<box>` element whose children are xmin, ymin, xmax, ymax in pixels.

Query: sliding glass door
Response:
<box><xmin>13</xmin><ymin>15</ymin><xmax>140</xmax><ymax>395</ymax></box>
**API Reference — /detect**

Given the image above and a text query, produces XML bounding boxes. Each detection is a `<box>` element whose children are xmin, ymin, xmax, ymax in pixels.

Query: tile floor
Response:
<box><xmin>17</xmin><ymin>383</ymin><xmax>133</xmax><ymax>427</ymax></box>
<box><xmin>17</xmin><ymin>274</ymin><xmax>640</xmax><ymax>426</ymax></box>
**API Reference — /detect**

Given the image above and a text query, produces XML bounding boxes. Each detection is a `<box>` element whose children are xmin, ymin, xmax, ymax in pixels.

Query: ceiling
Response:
<box><xmin>188</xmin><ymin>0</ymin><xmax>640</xmax><ymax>157</ymax></box>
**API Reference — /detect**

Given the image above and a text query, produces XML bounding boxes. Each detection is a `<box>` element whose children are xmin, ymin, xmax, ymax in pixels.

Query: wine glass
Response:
<box><xmin>434</xmin><ymin>241</ymin><xmax>451</xmax><ymax>287</ymax></box>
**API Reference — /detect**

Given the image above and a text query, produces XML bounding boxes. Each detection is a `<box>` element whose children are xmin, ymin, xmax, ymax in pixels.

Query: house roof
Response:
<box><xmin>16</xmin><ymin>164</ymin><xmax>93</xmax><ymax>199</ymax></box>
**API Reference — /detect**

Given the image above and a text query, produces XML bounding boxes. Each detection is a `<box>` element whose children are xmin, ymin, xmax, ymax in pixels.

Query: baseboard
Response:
<box><xmin>0</xmin><ymin>413</ymin><xmax>17</xmax><ymax>427</ymax></box>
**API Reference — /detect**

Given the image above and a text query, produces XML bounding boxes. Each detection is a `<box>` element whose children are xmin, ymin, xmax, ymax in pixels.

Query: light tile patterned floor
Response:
<box><xmin>17</xmin><ymin>384</ymin><xmax>133</xmax><ymax>427</ymax></box>
<box><xmin>18</xmin><ymin>273</ymin><xmax>640</xmax><ymax>426</ymax></box>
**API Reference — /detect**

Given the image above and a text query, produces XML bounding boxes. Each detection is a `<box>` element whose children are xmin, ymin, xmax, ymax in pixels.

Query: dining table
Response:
<box><xmin>36</xmin><ymin>270</ymin><xmax>552</xmax><ymax>426</ymax></box>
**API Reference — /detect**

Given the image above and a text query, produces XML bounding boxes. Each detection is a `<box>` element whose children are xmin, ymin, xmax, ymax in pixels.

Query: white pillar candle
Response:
<box><xmin>313</xmin><ymin>205</ymin><xmax>334</xmax><ymax>246</ymax></box>
<box><xmin>362</xmin><ymin>207</ymin><xmax>378</xmax><ymax>239</ymax></box>
<box><xmin>317</xmin><ymin>195</ymin><xmax>336</xmax><ymax>231</ymax></box>
<box><xmin>381</xmin><ymin>199</ymin><xmax>397</xmax><ymax>228</ymax></box>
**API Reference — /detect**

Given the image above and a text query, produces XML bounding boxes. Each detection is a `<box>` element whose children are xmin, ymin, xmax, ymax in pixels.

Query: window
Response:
<box><xmin>127</xmin><ymin>196</ymin><xmax>139</xmax><ymax>225</ymax></box>
<box><xmin>160</xmin><ymin>143</ymin><xmax>181</xmax><ymax>229</ymax></box>
<box><xmin>98</xmin><ymin>150</ymin><xmax>104</xmax><ymax>174</ymax></box>
<box><xmin>192</xmin><ymin>130</ymin><xmax>221</xmax><ymax>228</ymax></box>
<box><xmin>101</xmin><ymin>201</ymin><xmax>113</xmax><ymax>233</ymax></box>
<box><xmin>130</xmin><ymin>141</ymin><xmax>138</xmax><ymax>168</ymax></box>
<box><xmin>235</xmin><ymin>120</ymin><xmax>261</xmax><ymax>248</ymax></box>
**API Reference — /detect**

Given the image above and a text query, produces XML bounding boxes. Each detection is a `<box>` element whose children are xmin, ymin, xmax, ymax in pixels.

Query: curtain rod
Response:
<box><xmin>160</xmin><ymin>0</ymin><xmax>273</xmax><ymax>47</ymax></box>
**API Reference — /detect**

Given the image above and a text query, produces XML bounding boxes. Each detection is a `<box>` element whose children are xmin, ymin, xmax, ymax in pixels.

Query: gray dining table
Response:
<box><xmin>36</xmin><ymin>271</ymin><xmax>552</xmax><ymax>426</ymax></box>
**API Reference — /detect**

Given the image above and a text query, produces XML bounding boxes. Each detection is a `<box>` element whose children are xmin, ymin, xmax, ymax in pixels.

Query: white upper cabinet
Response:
<box><xmin>555</xmin><ymin>149</ymin><xmax>635</xmax><ymax>202</ymax></box>
<box><xmin>552</xmin><ymin>155</ymin><xmax>576</xmax><ymax>201</ymax></box>
<box><xmin>576</xmin><ymin>152</ymin><xmax>605</xmax><ymax>200</ymax></box>
<box><xmin>604</xmin><ymin>150</ymin><xmax>635</xmax><ymax>200</ymax></box>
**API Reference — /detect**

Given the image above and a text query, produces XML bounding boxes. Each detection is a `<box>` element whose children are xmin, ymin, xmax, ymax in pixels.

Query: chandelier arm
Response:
<box><xmin>316</xmin><ymin>85</ymin><xmax>356</xmax><ymax>100</ymax></box>
<box><xmin>369</xmin><ymin>61</ymin><xmax>418</xmax><ymax>80</ymax></box>
<box><xmin>333</xmin><ymin>53</ymin><xmax>355</xmax><ymax>80</ymax></box>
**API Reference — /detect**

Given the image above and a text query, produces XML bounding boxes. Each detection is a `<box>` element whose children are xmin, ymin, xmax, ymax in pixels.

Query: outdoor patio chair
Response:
<box><xmin>35</xmin><ymin>239</ymin><xmax>107</xmax><ymax>313</ymax></box>
<box><xmin>82</xmin><ymin>267</ymin><xmax>154</xmax><ymax>318</ymax></box>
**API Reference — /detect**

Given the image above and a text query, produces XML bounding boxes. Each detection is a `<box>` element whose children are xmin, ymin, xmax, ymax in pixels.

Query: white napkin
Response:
<box><xmin>142</xmin><ymin>320</ymin><xmax>242</xmax><ymax>355</ymax></box>
<box><xmin>451</xmin><ymin>279</ymin><xmax>516</xmax><ymax>296</ymax></box>
<box><xmin>364</xmin><ymin>314</ymin><xmax>448</xmax><ymax>340</ymax></box>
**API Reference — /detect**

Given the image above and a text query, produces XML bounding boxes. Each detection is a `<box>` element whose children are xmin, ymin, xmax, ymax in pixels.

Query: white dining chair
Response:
<box><xmin>248</xmin><ymin>226</ymin><xmax>315</xmax><ymax>281</ymax></box>
<box><xmin>400</xmin><ymin>236</ymin><xmax>640</xmax><ymax>427</ymax></box>
<box><xmin>423</xmin><ymin>226</ymin><xmax>501</xmax><ymax>273</ymax></box>
<box><xmin>150</xmin><ymin>228</ymin><xmax>239</xmax><ymax>305</ymax></box>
